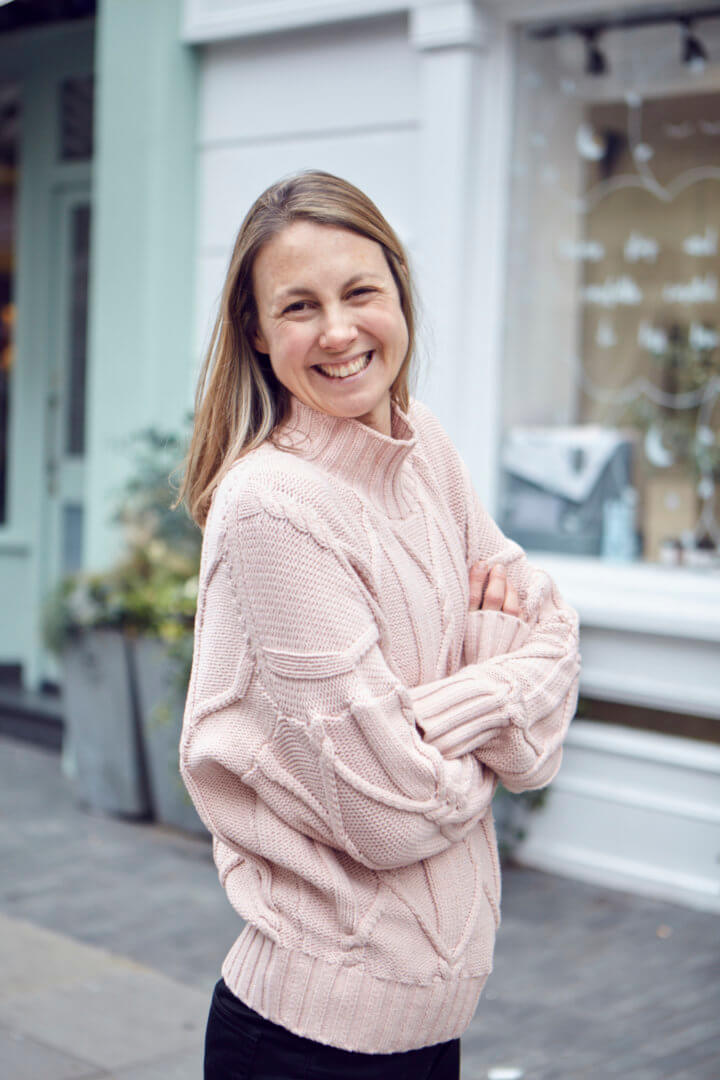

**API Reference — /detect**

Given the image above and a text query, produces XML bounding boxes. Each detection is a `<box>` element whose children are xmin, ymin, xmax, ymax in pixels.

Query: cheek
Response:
<box><xmin>380</xmin><ymin>309</ymin><xmax>409</xmax><ymax>359</ymax></box>
<box><xmin>267</xmin><ymin>327</ymin><xmax>310</xmax><ymax>376</ymax></box>
<box><xmin>399</xmin><ymin>318</ymin><xmax>410</xmax><ymax>356</ymax></box>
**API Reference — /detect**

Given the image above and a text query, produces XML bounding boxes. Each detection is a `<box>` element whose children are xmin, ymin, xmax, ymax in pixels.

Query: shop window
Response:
<box><xmin>500</xmin><ymin>11</ymin><xmax>720</xmax><ymax>569</ymax></box>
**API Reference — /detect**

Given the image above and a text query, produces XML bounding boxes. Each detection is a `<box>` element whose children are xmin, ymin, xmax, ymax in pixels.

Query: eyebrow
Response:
<box><xmin>274</xmin><ymin>273</ymin><xmax>383</xmax><ymax>304</ymax></box>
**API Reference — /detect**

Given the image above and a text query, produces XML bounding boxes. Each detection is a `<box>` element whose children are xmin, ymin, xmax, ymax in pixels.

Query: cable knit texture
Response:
<box><xmin>180</xmin><ymin>397</ymin><xmax>581</xmax><ymax>1054</ymax></box>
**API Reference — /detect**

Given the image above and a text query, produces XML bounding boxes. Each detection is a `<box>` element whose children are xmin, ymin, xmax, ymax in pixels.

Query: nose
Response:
<box><xmin>318</xmin><ymin>304</ymin><xmax>358</xmax><ymax>352</ymax></box>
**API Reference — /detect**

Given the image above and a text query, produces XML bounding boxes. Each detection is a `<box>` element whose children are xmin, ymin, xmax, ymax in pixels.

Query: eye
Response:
<box><xmin>348</xmin><ymin>286</ymin><xmax>376</xmax><ymax>300</ymax></box>
<box><xmin>282</xmin><ymin>300</ymin><xmax>312</xmax><ymax>315</ymax></box>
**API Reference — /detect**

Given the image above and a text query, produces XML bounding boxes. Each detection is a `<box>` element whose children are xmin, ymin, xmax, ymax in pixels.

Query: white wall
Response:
<box><xmin>194</xmin><ymin>16</ymin><xmax>420</xmax><ymax>383</ymax></box>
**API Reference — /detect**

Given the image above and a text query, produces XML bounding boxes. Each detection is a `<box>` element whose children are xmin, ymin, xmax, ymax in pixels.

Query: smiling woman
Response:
<box><xmin>180</xmin><ymin>171</ymin><xmax>416</xmax><ymax>529</ymax></box>
<box><xmin>177</xmin><ymin>171</ymin><xmax>580</xmax><ymax>1080</ymax></box>
<box><xmin>251</xmin><ymin>220</ymin><xmax>409</xmax><ymax>435</ymax></box>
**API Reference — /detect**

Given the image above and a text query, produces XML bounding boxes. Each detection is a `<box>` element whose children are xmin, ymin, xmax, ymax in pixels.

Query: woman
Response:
<box><xmin>179</xmin><ymin>170</ymin><xmax>580</xmax><ymax>1079</ymax></box>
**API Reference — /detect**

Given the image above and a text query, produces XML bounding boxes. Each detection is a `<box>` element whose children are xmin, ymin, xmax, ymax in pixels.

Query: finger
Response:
<box><xmin>468</xmin><ymin>562</ymin><xmax>488</xmax><ymax>610</ymax></box>
<box><xmin>502</xmin><ymin>582</ymin><xmax>521</xmax><ymax>618</ymax></box>
<box><xmin>481</xmin><ymin>564</ymin><xmax>506</xmax><ymax>611</ymax></box>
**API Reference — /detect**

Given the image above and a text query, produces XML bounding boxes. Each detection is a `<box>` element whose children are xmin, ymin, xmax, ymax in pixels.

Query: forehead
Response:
<box><xmin>253</xmin><ymin>221</ymin><xmax>388</xmax><ymax>293</ymax></box>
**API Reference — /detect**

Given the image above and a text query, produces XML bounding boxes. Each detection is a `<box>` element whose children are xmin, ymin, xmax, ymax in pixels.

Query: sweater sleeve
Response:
<box><xmin>410</xmin><ymin>464</ymin><xmax>581</xmax><ymax>792</ymax></box>
<box><xmin>180</xmin><ymin>484</ymin><xmax>502</xmax><ymax>873</ymax></box>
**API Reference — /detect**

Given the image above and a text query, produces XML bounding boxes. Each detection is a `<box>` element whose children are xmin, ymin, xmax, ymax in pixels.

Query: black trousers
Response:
<box><xmin>205</xmin><ymin>978</ymin><xmax>461</xmax><ymax>1080</ymax></box>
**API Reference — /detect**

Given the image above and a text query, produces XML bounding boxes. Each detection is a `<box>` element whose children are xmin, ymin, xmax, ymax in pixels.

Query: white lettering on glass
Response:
<box><xmin>624</xmin><ymin>232</ymin><xmax>659</xmax><ymax>263</ymax></box>
<box><xmin>596</xmin><ymin>318</ymin><xmax>617</xmax><ymax>348</ymax></box>
<box><xmin>662</xmin><ymin>276</ymin><xmax>718</xmax><ymax>304</ymax></box>
<box><xmin>638</xmin><ymin>322</ymin><xmax>668</xmax><ymax>354</ymax></box>
<box><xmin>690</xmin><ymin>323</ymin><xmax>719</xmax><ymax>350</ymax></box>
<box><xmin>683</xmin><ymin>228</ymin><xmax>718</xmax><ymax>256</ymax></box>
<box><xmin>583</xmin><ymin>277</ymin><xmax>643</xmax><ymax>308</ymax></box>
<box><xmin>558</xmin><ymin>240</ymin><xmax>605</xmax><ymax>262</ymax></box>
<box><xmin>665</xmin><ymin>122</ymin><xmax>695</xmax><ymax>139</ymax></box>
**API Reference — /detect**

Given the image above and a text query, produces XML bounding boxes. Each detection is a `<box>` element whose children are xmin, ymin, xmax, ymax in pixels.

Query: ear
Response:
<box><xmin>253</xmin><ymin>325</ymin><xmax>269</xmax><ymax>355</ymax></box>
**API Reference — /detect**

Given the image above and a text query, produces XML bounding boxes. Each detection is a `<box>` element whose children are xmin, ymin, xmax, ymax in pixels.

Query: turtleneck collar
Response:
<box><xmin>275</xmin><ymin>396</ymin><xmax>418</xmax><ymax>518</ymax></box>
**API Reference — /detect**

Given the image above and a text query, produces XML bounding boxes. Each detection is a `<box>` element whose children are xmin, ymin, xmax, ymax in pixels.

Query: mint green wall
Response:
<box><xmin>86</xmin><ymin>0</ymin><xmax>197</xmax><ymax>569</ymax></box>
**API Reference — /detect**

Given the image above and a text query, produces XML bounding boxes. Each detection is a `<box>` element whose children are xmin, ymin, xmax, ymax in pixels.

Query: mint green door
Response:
<box><xmin>42</xmin><ymin>187</ymin><xmax>91</xmax><ymax>658</ymax></box>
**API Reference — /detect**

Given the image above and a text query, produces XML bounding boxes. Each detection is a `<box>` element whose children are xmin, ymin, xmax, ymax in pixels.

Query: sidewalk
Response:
<box><xmin>1</xmin><ymin>733</ymin><xmax>718</xmax><ymax>1079</ymax></box>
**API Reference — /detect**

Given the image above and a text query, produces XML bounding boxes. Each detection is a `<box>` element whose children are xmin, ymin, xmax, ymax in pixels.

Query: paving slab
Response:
<box><xmin>113</xmin><ymin>1046</ymin><xmax>203</xmax><ymax>1080</ymax></box>
<box><xmin>0</xmin><ymin>913</ymin><xmax>207</xmax><ymax>1078</ymax></box>
<box><xmin>0</xmin><ymin>1024</ymin><xmax>103</xmax><ymax>1080</ymax></box>
<box><xmin>0</xmin><ymin>914</ymin><xmax>140</xmax><ymax>999</ymax></box>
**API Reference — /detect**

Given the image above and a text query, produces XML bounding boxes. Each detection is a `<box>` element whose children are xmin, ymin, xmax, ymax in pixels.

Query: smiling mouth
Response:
<box><xmin>315</xmin><ymin>351</ymin><xmax>373</xmax><ymax>379</ymax></box>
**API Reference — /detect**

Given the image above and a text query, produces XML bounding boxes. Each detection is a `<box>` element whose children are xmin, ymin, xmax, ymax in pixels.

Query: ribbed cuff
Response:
<box><xmin>463</xmin><ymin>611</ymin><xmax>531</xmax><ymax>665</ymax></box>
<box><xmin>408</xmin><ymin>669</ymin><xmax>511</xmax><ymax>760</ymax></box>
<box><xmin>222</xmin><ymin>925</ymin><xmax>487</xmax><ymax>1053</ymax></box>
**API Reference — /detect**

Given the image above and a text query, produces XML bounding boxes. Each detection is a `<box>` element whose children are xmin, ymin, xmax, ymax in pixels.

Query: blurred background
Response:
<box><xmin>0</xmin><ymin>2</ymin><xmax>719</xmax><ymax>1075</ymax></box>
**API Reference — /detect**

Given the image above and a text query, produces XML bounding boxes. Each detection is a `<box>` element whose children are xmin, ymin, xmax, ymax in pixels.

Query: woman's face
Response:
<box><xmin>252</xmin><ymin>220</ymin><xmax>409</xmax><ymax>437</ymax></box>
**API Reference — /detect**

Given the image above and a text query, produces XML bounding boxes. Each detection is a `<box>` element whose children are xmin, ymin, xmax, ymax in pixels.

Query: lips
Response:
<box><xmin>315</xmin><ymin>351</ymin><xmax>373</xmax><ymax>379</ymax></box>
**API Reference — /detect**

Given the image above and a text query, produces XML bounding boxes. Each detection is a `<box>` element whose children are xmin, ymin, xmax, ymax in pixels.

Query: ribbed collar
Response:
<box><xmin>275</xmin><ymin>396</ymin><xmax>418</xmax><ymax>518</ymax></box>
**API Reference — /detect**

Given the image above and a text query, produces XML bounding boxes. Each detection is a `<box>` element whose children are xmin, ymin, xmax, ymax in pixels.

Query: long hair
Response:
<box><xmin>179</xmin><ymin>170</ymin><xmax>417</xmax><ymax>527</ymax></box>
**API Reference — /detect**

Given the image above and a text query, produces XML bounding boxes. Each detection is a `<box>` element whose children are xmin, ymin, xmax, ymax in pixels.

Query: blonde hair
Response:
<box><xmin>179</xmin><ymin>170</ymin><xmax>417</xmax><ymax>527</ymax></box>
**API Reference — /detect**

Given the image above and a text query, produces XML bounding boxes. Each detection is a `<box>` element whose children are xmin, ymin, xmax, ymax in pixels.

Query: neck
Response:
<box><xmin>355</xmin><ymin>396</ymin><xmax>392</xmax><ymax>438</ymax></box>
<box><xmin>276</xmin><ymin>396</ymin><xmax>417</xmax><ymax>518</ymax></box>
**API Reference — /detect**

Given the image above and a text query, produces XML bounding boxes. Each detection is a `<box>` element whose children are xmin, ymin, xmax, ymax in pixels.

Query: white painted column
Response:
<box><xmin>410</xmin><ymin>1</ymin><xmax>513</xmax><ymax>513</ymax></box>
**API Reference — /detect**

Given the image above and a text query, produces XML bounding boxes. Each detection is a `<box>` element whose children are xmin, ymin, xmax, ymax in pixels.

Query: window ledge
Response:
<box><xmin>528</xmin><ymin>552</ymin><xmax>720</xmax><ymax>643</ymax></box>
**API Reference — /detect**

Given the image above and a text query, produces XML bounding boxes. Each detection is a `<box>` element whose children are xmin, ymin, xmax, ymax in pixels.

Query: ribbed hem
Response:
<box><xmin>463</xmin><ymin>611</ymin><xmax>531</xmax><ymax>665</ymax></box>
<box><xmin>221</xmin><ymin>926</ymin><xmax>487</xmax><ymax>1054</ymax></box>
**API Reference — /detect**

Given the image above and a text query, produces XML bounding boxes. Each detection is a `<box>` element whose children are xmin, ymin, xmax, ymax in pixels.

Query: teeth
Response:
<box><xmin>317</xmin><ymin>352</ymin><xmax>372</xmax><ymax>379</ymax></box>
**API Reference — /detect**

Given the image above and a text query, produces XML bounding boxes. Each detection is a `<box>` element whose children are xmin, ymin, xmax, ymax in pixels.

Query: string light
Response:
<box><xmin>582</xmin><ymin>28</ymin><xmax>608</xmax><ymax>76</ymax></box>
<box><xmin>680</xmin><ymin>17</ymin><xmax>709</xmax><ymax>72</ymax></box>
<box><xmin>528</xmin><ymin>6</ymin><xmax>720</xmax><ymax>75</ymax></box>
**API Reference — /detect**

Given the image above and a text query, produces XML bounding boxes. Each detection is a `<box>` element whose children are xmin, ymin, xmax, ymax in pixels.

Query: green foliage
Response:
<box><xmin>42</xmin><ymin>427</ymin><xmax>201</xmax><ymax>655</ymax></box>
<box><xmin>112</xmin><ymin>425</ymin><xmax>201</xmax><ymax>564</ymax></box>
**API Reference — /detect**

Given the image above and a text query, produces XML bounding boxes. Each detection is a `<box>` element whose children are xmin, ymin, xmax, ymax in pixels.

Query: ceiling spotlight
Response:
<box><xmin>681</xmin><ymin>18</ymin><xmax>708</xmax><ymax>72</ymax></box>
<box><xmin>582</xmin><ymin>28</ymin><xmax>608</xmax><ymax>76</ymax></box>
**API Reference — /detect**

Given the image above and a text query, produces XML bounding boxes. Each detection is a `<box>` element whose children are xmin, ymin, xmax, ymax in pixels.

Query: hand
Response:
<box><xmin>468</xmin><ymin>561</ymin><xmax>521</xmax><ymax>617</ymax></box>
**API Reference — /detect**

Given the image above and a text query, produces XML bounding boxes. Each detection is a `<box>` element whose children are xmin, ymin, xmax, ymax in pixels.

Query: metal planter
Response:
<box><xmin>61</xmin><ymin>628</ymin><xmax>151</xmax><ymax>818</ymax></box>
<box><xmin>133</xmin><ymin>636</ymin><xmax>204</xmax><ymax>835</ymax></box>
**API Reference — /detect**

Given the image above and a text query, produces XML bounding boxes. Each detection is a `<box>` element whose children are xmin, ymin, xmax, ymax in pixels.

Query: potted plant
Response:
<box><xmin>110</xmin><ymin>428</ymin><xmax>204</xmax><ymax>832</ymax></box>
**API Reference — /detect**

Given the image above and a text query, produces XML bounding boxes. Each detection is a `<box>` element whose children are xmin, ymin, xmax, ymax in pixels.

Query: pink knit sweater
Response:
<box><xmin>180</xmin><ymin>397</ymin><xmax>580</xmax><ymax>1054</ymax></box>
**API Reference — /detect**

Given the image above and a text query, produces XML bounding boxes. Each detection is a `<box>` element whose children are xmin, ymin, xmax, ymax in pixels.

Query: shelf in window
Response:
<box><xmin>527</xmin><ymin>551</ymin><xmax>720</xmax><ymax>642</ymax></box>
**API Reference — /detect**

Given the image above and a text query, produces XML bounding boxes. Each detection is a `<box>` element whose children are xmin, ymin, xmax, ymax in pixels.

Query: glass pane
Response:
<box><xmin>0</xmin><ymin>83</ymin><xmax>18</xmax><ymax>526</ymax></box>
<box><xmin>62</xmin><ymin>503</ymin><xmax>84</xmax><ymax>574</ymax></box>
<box><xmin>59</xmin><ymin>75</ymin><xmax>94</xmax><ymax>162</ymax></box>
<box><xmin>501</xmin><ymin>13</ymin><xmax>720</xmax><ymax>569</ymax></box>
<box><xmin>66</xmin><ymin>203</ymin><xmax>90</xmax><ymax>456</ymax></box>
